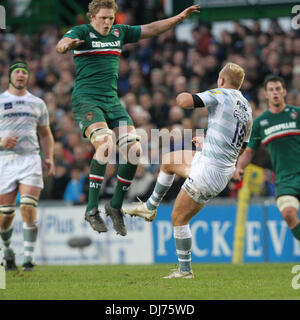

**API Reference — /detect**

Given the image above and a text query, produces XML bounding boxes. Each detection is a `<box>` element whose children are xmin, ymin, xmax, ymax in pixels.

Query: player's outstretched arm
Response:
<box><xmin>140</xmin><ymin>5</ymin><xmax>200</xmax><ymax>39</ymax></box>
<box><xmin>234</xmin><ymin>147</ymin><xmax>256</xmax><ymax>181</ymax></box>
<box><xmin>56</xmin><ymin>37</ymin><xmax>85</xmax><ymax>54</ymax></box>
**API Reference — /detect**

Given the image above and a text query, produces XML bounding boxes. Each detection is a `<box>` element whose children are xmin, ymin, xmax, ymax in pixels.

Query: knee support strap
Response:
<box><xmin>277</xmin><ymin>195</ymin><xmax>299</xmax><ymax>212</ymax></box>
<box><xmin>116</xmin><ymin>132</ymin><xmax>141</xmax><ymax>149</ymax></box>
<box><xmin>20</xmin><ymin>195</ymin><xmax>38</xmax><ymax>209</ymax></box>
<box><xmin>0</xmin><ymin>204</ymin><xmax>16</xmax><ymax>216</ymax></box>
<box><xmin>89</xmin><ymin>128</ymin><xmax>113</xmax><ymax>145</ymax></box>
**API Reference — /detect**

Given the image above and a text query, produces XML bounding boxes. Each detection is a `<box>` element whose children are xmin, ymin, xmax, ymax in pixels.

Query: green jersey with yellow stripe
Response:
<box><xmin>63</xmin><ymin>23</ymin><xmax>141</xmax><ymax>98</ymax></box>
<box><xmin>248</xmin><ymin>105</ymin><xmax>300</xmax><ymax>182</ymax></box>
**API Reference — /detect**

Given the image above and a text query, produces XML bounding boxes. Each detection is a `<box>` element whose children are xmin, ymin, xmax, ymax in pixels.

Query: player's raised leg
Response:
<box><xmin>84</xmin><ymin>122</ymin><xmax>114</xmax><ymax>233</ymax></box>
<box><xmin>104</xmin><ymin>125</ymin><xmax>142</xmax><ymax>236</ymax></box>
<box><xmin>0</xmin><ymin>190</ymin><xmax>18</xmax><ymax>271</ymax></box>
<box><xmin>124</xmin><ymin>150</ymin><xmax>195</xmax><ymax>221</ymax></box>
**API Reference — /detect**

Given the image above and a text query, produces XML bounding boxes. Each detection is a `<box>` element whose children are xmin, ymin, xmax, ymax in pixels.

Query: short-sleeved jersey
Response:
<box><xmin>0</xmin><ymin>90</ymin><xmax>49</xmax><ymax>155</ymax></box>
<box><xmin>63</xmin><ymin>24</ymin><xmax>141</xmax><ymax>98</ymax></box>
<box><xmin>248</xmin><ymin>105</ymin><xmax>300</xmax><ymax>182</ymax></box>
<box><xmin>196</xmin><ymin>88</ymin><xmax>252</xmax><ymax>169</ymax></box>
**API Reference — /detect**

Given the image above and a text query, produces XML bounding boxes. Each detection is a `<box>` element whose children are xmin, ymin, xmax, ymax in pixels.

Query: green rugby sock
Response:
<box><xmin>0</xmin><ymin>227</ymin><xmax>13</xmax><ymax>249</ymax></box>
<box><xmin>86</xmin><ymin>159</ymin><xmax>107</xmax><ymax>213</ymax></box>
<box><xmin>292</xmin><ymin>222</ymin><xmax>300</xmax><ymax>241</ymax></box>
<box><xmin>110</xmin><ymin>163</ymin><xmax>137</xmax><ymax>209</ymax></box>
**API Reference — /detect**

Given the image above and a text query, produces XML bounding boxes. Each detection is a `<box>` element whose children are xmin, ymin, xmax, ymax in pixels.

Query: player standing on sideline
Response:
<box><xmin>234</xmin><ymin>75</ymin><xmax>300</xmax><ymax>242</ymax></box>
<box><xmin>0</xmin><ymin>61</ymin><xmax>55</xmax><ymax>271</ymax></box>
<box><xmin>56</xmin><ymin>0</ymin><xmax>200</xmax><ymax>236</ymax></box>
<box><xmin>125</xmin><ymin>63</ymin><xmax>252</xmax><ymax>278</ymax></box>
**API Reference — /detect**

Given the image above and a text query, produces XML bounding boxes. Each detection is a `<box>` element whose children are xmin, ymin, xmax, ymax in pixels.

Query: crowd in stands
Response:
<box><xmin>1</xmin><ymin>13</ymin><xmax>299</xmax><ymax>204</ymax></box>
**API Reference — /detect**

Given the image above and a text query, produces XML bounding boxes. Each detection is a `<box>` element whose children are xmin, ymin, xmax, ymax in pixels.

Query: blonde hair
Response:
<box><xmin>87</xmin><ymin>0</ymin><xmax>118</xmax><ymax>19</ymax></box>
<box><xmin>221</xmin><ymin>63</ymin><xmax>245</xmax><ymax>90</ymax></box>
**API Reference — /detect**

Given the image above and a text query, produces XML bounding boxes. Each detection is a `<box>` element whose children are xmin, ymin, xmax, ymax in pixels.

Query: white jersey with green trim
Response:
<box><xmin>0</xmin><ymin>90</ymin><xmax>49</xmax><ymax>156</ymax></box>
<box><xmin>196</xmin><ymin>88</ymin><xmax>252</xmax><ymax>169</ymax></box>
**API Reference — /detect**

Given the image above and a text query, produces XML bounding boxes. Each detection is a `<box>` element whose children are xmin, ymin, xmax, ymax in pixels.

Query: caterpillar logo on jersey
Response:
<box><xmin>264</xmin><ymin>121</ymin><xmax>296</xmax><ymax>135</ymax></box>
<box><xmin>112</xmin><ymin>29</ymin><xmax>119</xmax><ymax>37</ymax></box>
<box><xmin>92</xmin><ymin>40</ymin><xmax>120</xmax><ymax>48</ymax></box>
<box><xmin>122</xmin><ymin>185</ymin><xmax>130</xmax><ymax>191</ymax></box>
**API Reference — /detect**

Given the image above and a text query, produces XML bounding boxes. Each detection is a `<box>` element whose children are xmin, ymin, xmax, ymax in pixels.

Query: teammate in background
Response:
<box><xmin>0</xmin><ymin>61</ymin><xmax>55</xmax><ymax>271</ymax></box>
<box><xmin>126</xmin><ymin>63</ymin><xmax>252</xmax><ymax>278</ymax></box>
<box><xmin>234</xmin><ymin>75</ymin><xmax>300</xmax><ymax>242</ymax></box>
<box><xmin>56</xmin><ymin>0</ymin><xmax>200</xmax><ymax>236</ymax></box>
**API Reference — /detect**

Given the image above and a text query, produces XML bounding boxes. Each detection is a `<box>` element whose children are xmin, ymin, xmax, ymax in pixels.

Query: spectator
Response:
<box><xmin>63</xmin><ymin>165</ymin><xmax>87</xmax><ymax>204</ymax></box>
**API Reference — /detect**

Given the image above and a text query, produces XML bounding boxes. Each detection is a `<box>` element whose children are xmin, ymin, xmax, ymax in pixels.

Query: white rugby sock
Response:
<box><xmin>146</xmin><ymin>171</ymin><xmax>175</xmax><ymax>210</ymax></box>
<box><xmin>174</xmin><ymin>225</ymin><xmax>192</xmax><ymax>272</ymax></box>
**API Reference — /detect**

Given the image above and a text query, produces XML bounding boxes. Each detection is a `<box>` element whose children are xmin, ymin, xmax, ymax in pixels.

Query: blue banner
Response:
<box><xmin>153</xmin><ymin>204</ymin><xmax>300</xmax><ymax>263</ymax></box>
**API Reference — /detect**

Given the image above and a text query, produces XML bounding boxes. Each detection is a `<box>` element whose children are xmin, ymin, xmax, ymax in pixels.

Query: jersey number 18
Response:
<box><xmin>231</xmin><ymin>120</ymin><xmax>246</xmax><ymax>148</ymax></box>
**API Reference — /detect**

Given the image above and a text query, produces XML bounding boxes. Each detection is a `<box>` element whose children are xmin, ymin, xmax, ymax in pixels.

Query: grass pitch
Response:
<box><xmin>0</xmin><ymin>263</ymin><xmax>300</xmax><ymax>300</ymax></box>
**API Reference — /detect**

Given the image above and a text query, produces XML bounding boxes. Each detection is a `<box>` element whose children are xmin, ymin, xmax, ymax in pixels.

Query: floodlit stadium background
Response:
<box><xmin>1</xmin><ymin>0</ymin><xmax>300</xmax><ymax>265</ymax></box>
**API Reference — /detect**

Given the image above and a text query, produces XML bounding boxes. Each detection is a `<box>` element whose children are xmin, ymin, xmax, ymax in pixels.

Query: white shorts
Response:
<box><xmin>0</xmin><ymin>153</ymin><xmax>43</xmax><ymax>194</ymax></box>
<box><xmin>182</xmin><ymin>152</ymin><xmax>235</xmax><ymax>204</ymax></box>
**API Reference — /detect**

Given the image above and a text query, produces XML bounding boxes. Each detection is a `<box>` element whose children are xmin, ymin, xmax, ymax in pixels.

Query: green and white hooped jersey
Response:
<box><xmin>196</xmin><ymin>88</ymin><xmax>252</xmax><ymax>169</ymax></box>
<box><xmin>63</xmin><ymin>23</ymin><xmax>141</xmax><ymax>98</ymax></box>
<box><xmin>0</xmin><ymin>90</ymin><xmax>49</xmax><ymax>155</ymax></box>
<box><xmin>248</xmin><ymin>104</ymin><xmax>300</xmax><ymax>182</ymax></box>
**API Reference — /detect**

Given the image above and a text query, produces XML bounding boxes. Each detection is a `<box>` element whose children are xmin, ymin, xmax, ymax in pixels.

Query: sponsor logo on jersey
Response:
<box><xmin>237</xmin><ymin>100</ymin><xmax>247</xmax><ymax>111</ymax></box>
<box><xmin>233</xmin><ymin>109</ymin><xmax>249</xmax><ymax>123</ymax></box>
<box><xmin>92</xmin><ymin>40</ymin><xmax>120</xmax><ymax>48</ymax></box>
<box><xmin>291</xmin><ymin>111</ymin><xmax>298</xmax><ymax>120</ymax></box>
<box><xmin>208</xmin><ymin>89</ymin><xmax>222</xmax><ymax>95</ymax></box>
<box><xmin>15</xmin><ymin>100</ymin><xmax>25</xmax><ymax>105</ymax></box>
<box><xmin>4</xmin><ymin>102</ymin><xmax>12</xmax><ymax>109</ymax></box>
<box><xmin>89</xmin><ymin>32</ymin><xmax>97</xmax><ymax>38</ymax></box>
<box><xmin>260</xmin><ymin>119</ymin><xmax>269</xmax><ymax>126</ymax></box>
<box><xmin>264</xmin><ymin>121</ymin><xmax>296</xmax><ymax>135</ymax></box>
<box><xmin>3</xmin><ymin>112</ymin><xmax>37</xmax><ymax>118</ymax></box>
<box><xmin>112</xmin><ymin>29</ymin><xmax>119</xmax><ymax>37</ymax></box>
